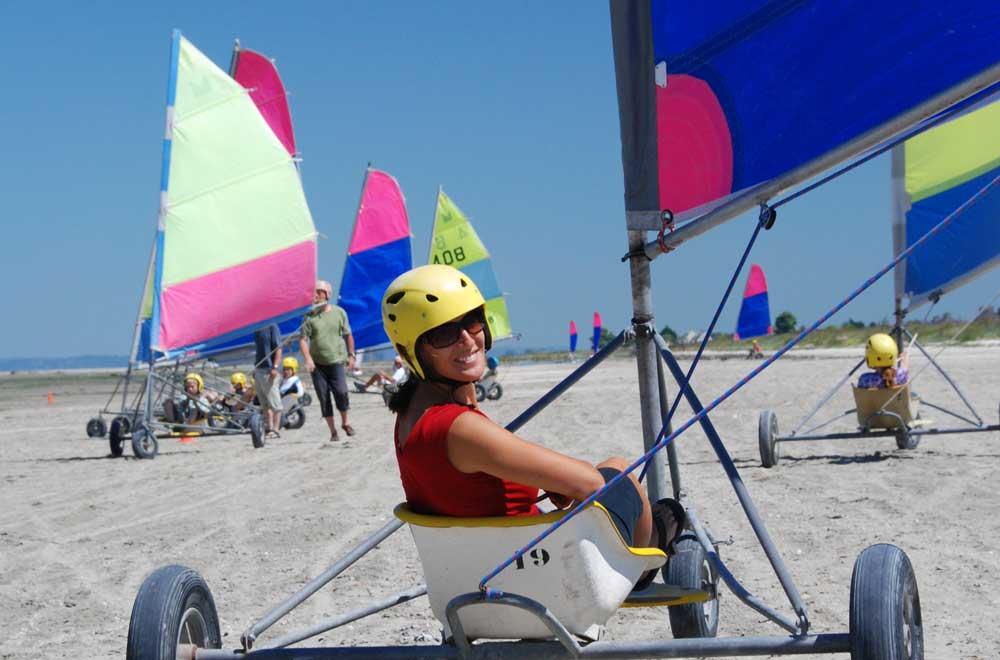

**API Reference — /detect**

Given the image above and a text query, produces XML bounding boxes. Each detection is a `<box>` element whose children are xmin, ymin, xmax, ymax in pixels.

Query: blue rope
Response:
<box><xmin>639</xmin><ymin>211</ymin><xmax>765</xmax><ymax>483</ymax></box>
<box><xmin>477</xmin><ymin>170</ymin><xmax>1000</xmax><ymax>593</ymax></box>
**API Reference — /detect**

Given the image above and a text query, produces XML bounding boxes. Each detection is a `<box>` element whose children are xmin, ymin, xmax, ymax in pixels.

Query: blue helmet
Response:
<box><xmin>486</xmin><ymin>355</ymin><xmax>500</xmax><ymax>370</ymax></box>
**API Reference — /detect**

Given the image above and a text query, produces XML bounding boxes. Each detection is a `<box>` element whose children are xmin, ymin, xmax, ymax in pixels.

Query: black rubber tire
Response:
<box><xmin>131</xmin><ymin>427</ymin><xmax>158</xmax><ymax>459</ymax></box>
<box><xmin>301</xmin><ymin>392</ymin><xmax>312</xmax><ymax>407</ymax></box>
<box><xmin>283</xmin><ymin>408</ymin><xmax>305</xmax><ymax>430</ymax></box>
<box><xmin>895</xmin><ymin>428</ymin><xmax>919</xmax><ymax>451</ymax></box>
<box><xmin>475</xmin><ymin>384</ymin><xmax>487</xmax><ymax>402</ymax></box>
<box><xmin>126</xmin><ymin>564</ymin><xmax>221</xmax><ymax>660</ymax></box>
<box><xmin>850</xmin><ymin>543</ymin><xmax>922</xmax><ymax>660</ymax></box>
<box><xmin>109</xmin><ymin>418</ymin><xmax>125</xmax><ymax>458</ymax></box>
<box><xmin>758</xmin><ymin>410</ymin><xmax>779</xmax><ymax>468</ymax></box>
<box><xmin>486</xmin><ymin>383</ymin><xmax>503</xmax><ymax>400</ymax></box>
<box><xmin>250</xmin><ymin>413</ymin><xmax>265</xmax><ymax>449</ymax></box>
<box><xmin>664</xmin><ymin>533</ymin><xmax>720</xmax><ymax>638</ymax></box>
<box><xmin>87</xmin><ymin>417</ymin><xmax>107</xmax><ymax>438</ymax></box>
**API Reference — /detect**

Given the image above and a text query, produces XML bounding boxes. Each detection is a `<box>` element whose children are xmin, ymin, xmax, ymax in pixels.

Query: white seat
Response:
<box><xmin>852</xmin><ymin>383</ymin><xmax>921</xmax><ymax>430</ymax></box>
<box><xmin>395</xmin><ymin>502</ymin><xmax>666</xmax><ymax>641</ymax></box>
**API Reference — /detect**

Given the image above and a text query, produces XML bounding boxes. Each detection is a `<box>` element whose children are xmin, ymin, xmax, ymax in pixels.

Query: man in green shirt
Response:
<box><xmin>299</xmin><ymin>280</ymin><xmax>357</xmax><ymax>441</ymax></box>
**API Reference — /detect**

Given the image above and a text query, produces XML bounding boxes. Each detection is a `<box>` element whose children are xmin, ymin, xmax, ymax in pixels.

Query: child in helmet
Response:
<box><xmin>164</xmin><ymin>373</ymin><xmax>216</xmax><ymax>423</ymax></box>
<box><xmin>279</xmin><ymin>357</ymin><xmax>305</xmax><ymax>399</ymax></box>
<box><xmin>382</xmin><ymin>265</ymin><xmax>684</xmax><ymax>592</ymax></box>
<box><xmin>222</xmin><ymin>372</ymin><xmax>253</xmax><ymax>411</ymax></box>
<box><xmin>858</xmin><ymin>333</ymin><xmax>910</xmax><ymax>389</ymax></box>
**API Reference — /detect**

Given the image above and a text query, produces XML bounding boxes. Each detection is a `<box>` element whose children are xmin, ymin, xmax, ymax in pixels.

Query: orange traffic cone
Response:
<box><xmin>47</xmin><ymin>391</ymin><xmax>54</xmax><ymax>405</ymax></box>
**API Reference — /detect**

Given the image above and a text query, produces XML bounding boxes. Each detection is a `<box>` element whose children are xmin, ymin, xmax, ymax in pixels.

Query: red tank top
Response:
<box><xmin>395</xmin><ymin>403</ymin><xmax>540</xmax><ymax>517</ymax></box>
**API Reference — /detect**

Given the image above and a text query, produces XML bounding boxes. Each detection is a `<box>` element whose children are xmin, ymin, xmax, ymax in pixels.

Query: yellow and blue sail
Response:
<box><xmin>610</xmin><ymin>1</ymin><xmax>1000</xmax><ymax>231</ymax></box>
<box><xmin>892</xmin><ymin>95</ymin><xmax>1000</xmax><ymax>309</ymax></box>
<box><xmin>429</xmin><ymin>189</ymin><xmax>512</xmax><ymax>340</ymax></box>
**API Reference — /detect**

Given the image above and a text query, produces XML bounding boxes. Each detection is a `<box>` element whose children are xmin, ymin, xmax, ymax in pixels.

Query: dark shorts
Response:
<box><xmin>595</xmin><ymin>467</ymin><xmax>643</xmax><ymax>545</ymax></box>
<box><xmin>311</xmin><ymin>362</ymin><xmax>349</xmax><ymax>417</ymax></box>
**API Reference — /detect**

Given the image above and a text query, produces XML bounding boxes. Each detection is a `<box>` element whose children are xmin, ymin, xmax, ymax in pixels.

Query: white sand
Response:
<box><xmin>1</xmin><ymin>347</ymin><xmax>999</xmax><ymax>658</ymax></box>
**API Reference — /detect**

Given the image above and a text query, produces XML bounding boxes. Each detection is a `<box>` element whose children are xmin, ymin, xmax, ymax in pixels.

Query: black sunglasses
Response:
<box><xmin>424</xmin><ymin>311</ymin><xmax>485</xmax><ymax>349</ymax></box>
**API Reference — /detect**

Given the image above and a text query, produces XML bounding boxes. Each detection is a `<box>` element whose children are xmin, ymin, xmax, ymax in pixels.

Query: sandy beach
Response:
<box><xmin>1</xmin><ymin>346</ymin><xmax>999</xmax><ymax>659</ymax></box>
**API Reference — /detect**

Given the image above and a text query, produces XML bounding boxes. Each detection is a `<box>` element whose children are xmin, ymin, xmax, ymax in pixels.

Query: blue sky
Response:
<box><xmin>2</xmin><ymin>2</ymin><xmax>996</xmax><ymax>358</ymax></box>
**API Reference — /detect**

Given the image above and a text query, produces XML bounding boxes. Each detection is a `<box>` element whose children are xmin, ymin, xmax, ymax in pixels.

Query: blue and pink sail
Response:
<box><xmin>569</xmin><ymin>321</ymin><xmax>578</xmax><ymax>354</ymax></box>
<box><xmin>338</xmin><ymin>169</ymin><xmax>413</xmax><ymax>351</ymax></box>
<box><xmin>592</xmin><ymin>312</ymin><xmax>602</xmax><ymax>353</ymax></box>
<box><xmin>733</xmin><ymin>264</ymin><xmax>772</xmax><ymax>341</ymax></box>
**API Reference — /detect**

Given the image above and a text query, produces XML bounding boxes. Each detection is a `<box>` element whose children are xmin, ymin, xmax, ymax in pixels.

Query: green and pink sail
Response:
<box><xmin>131</xmin><ymin>32</ymin><xmax>316</xmax><ymax>363</ymax></box>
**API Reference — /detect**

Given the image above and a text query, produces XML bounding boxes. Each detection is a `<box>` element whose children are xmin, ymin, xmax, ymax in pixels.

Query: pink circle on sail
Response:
<box><xmin>656</xmin><ymin>74</ymin><xmax>733</xmax><ymax>214</ymax></box>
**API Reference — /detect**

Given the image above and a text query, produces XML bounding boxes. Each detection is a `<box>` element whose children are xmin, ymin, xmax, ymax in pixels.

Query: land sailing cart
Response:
<box><xmin>127</xmin><ymin>3</ymin><xmax>1000</xmax><ymax>658</ymax></box>
<box><xmin>757</xmin><ymin>90</ymin><xmax>1000</xmax><ymax>467</ymax></box>
<box><xmin>84</xmin><ymin>33</ymin><xmax>318</xmax><ymax>460</ymax></box>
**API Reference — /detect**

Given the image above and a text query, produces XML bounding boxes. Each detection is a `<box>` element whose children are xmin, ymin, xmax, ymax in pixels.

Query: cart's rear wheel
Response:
<box><xmin>850</xmin><ymin>543</ymin><xmax>922</xmax><ymax>659</ymax></box>
<box><xmin>109</xmin><ymin>418</ymin><xmax>125</xmax><ymax>458</ymax></box>
<box><xmin>126</xmin><ymin>564</ymin><xmax>221</xmax><ymax>660</ymax></box>
<box><xmin>301</xmin><ymin>392</ymin><xmax>312</xmax><ymax>407</ymax></box>
<box><xmin>131</xmin><ymin>427</ymin><xmax>158</xmax><ymax>459</ymax></box>
<box><xmin>250</xmin><ymin>413</ymin><xmax>265</xmax><ymax>449</ymax></box>
<box><xmin>664</xmin><ymin>533</ymin><xmax>719</xmax><ymax>639</ymax></box>
<box><xmin>474</xmin><ymin>384</ymin><xmax>487</xmax><ymax>402</ymax></box>
<box><xmin>87</xmin><ymin>417</ymin><xmax>107</xmax><ymax>438</ymax></box>
<box><xmin>487</xmin><ymin>383</ymin><xmax>503</xmax><ymax>400</ymax></box>
<box><xmin>283</xmin><ymin>407</ymin><xmax>305</xmax><ymax>430</ymax></box>
<box><xmin>758</xmin><ymin>410</ymin><xmax>780</xmax><ymax>468</ymax></box>
<box><xmin>895</xmin><ymin>428</ymin><xmax>919</xmax><ymax>450</ymax></box>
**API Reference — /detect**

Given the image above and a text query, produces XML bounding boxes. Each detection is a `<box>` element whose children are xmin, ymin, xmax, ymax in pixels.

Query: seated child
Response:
<box><xmin>279</xmin><ymin>357</ymin><xmax>305</xmax><ymax>406</ymax></box>
<box><xmin>164</xmin><ymin>373</ymin><xmax>216</xmax><ymax>424</ymax></box>
<box><xmin>858</xmin><ymin>333</ymin><xmax>909</xmax><ymax>389</ymax></box>
<box><xmin>221</xmin><ymin>372</ymin><xmax>254</xmax><ymax>411</ymax></box>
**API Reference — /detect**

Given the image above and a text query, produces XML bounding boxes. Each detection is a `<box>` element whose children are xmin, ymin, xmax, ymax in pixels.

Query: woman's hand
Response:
<box><xmin>544</xmin><ymin>491</ymin><xmax>574</xmax><ymax>510</ymax></box>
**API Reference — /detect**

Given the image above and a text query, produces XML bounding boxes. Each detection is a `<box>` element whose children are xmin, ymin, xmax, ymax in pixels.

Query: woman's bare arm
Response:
<box><xmin>446</xmin><ymin>412</ymin><xmax>605</xmax><ymax>501</ymax></box>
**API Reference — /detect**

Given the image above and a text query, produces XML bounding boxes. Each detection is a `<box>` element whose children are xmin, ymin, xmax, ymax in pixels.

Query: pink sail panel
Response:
<box><xmin>159</xmin><ymin>241</ymin><xmax>315</xmax><ymax>350</ymax></box>
<box><xmin>347</xmin><ymin>170</ymin><xmax>410</xmax><ymax>255</ymax></box>
<box><xmin>232</xmin><ymin>49</ymin><xmax>297</xmax><ymax>156</ymax></box>
<box><xmin>743</xmin><ymin>264</ymin><xmax>768</xmax><ymax>298</ymax></box>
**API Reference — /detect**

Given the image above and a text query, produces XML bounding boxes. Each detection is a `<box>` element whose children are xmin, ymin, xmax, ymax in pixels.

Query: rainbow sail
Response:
<box><xmin>734</xmin><ymin>264</ymin><xmax>772</xmax><ymax>340</ymax></box>
<box><xmin>610</xmin><ymin>2</ymin><xmax>1000</xmax><ymax>235</ymax></box>
<box><xmin>592</xmin><ymin>312</ymin><xmax>602</xmax><ymax>353</ymax></box>
<box><xmin>429</xmin><ymin>189</ymin><xmax>512</xmax><ymax>340</ymax></box>
<box><xmin>338</xmin><ymin>169</ymin><xmax>413</xmax><ymax>351</ymax></box>
<box><xmin>569</xmin><ymin>320</ymin><xmax>578</xmax><ymax>354</ymax></box>
<box><xmin>230</xmin><ymin>42</ymin><xmax>297</xmax><ymax>156</ymax></box>
<box><xmin>892</xmin><ymin>94</ymin><xmax>1000</xmax><ymax>310</ymax></box>
<box><xmin>130</xmin><ymin>32</ymin><xmax>316</xmax><ymax>364</ymax></box>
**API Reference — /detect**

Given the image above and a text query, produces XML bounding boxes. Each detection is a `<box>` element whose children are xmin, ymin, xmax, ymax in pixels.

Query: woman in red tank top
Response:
<box><xmin>382</xmin><ymin>266</ymin><xmax>683</xmax><ymax>587</ymax></box>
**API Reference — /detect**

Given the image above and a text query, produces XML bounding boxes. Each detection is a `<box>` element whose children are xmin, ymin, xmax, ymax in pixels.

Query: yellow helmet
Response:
<box><xmin>865</xmin><ymin>333</ymin><xmax>898</xmax><ymax>368</ymax></box>
<box><xmin>382</xmin><ymin>264</ymin><xmax>492</xmax><ymax>380</ymax></box>
<box><xmin>281</xmin><ymin>356</ymin><xmax>299</xmax><ymax>373</ymax></box>
<box><xmin>230</xmin><ymin>372</ymin><xmax>247</xmax><ymax>387</ymax></box>
<box><xmin>184</xmin><ymin>373</ymin><xmax>204</xmax><ymax>393</ymax></box>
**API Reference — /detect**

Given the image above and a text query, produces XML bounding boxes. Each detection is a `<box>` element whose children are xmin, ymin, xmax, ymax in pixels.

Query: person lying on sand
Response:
<box><xmin>356</xmin><ymin>355</ymin><xmax>408</xmax><ymax>392</ymax></box>
<box><xmin>382</xmin><ymin>265</ymin><xmax>685</xmax><ymax>591</ymax></box>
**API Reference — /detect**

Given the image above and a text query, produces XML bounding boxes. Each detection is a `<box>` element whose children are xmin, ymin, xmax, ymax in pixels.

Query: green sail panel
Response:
<box><xmin>162</xmin><ymin>37</ymin><xmax>315</xmax><ymax>288</ymax></box>
<box><xmin>429</xmin><ymin>189</ymin><xmax>512</xmax><ymax>340</ymax></box>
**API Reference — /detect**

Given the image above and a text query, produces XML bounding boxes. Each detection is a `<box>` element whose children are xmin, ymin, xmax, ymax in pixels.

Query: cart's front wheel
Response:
<box><xmin>87</xmin><ymin>417</ymin><xmax>107</xmax><ymax>438</ymax></box>
<box><xmin>250</xmin><ymin>413</ymin><xmax>265</xmax><ymax>448</ymax></box>
<box><xmin>474</xmin><ymin>384</ymin><xmax>487</xmax><ymax>402</ymax></box>
<box><xmin>850</xmin><ymin>543</ymin><xmax>922</xmax><ymax>660</ymax></box>
<box><xmin>131</xmin><ymin>427</ymin><xmax>158</xmax><ymax>459</ymax></box>
<box><xmin>758</xmin><ymin>410</ymin><xmax>780</xmax><ymax>468</ymax></box>
<box><xmin>126</xmin><ymin>564</ymin><xmax>221</xmax><ymax>660</ymax></box>
<box><xmin>487</xmin><ymin>383</ymin><xmax>503</xmax><ymax>400</ymax></box>
<box><xmin>895</xmin><ymin>428</ymin><xmax>919</xmax><ymax>450</ymax></box>
<box><xmin>109</xmin><ymin>418</ymin><xmax>125</xmax><ymax>458</ymax></box>
<box><xmin>664</xmin><ymin>533</ymin><xmax>719</xmax><ymax>639</ymax></box>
